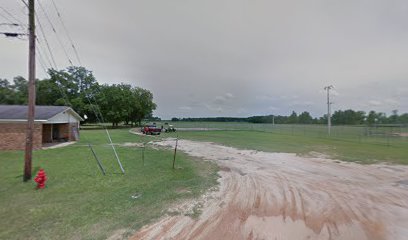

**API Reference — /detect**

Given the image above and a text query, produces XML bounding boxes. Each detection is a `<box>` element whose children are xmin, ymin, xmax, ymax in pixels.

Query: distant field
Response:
<box><xmin>157</xmin><ymin>122</ymin><xmax>408</xmax><ymax>164</ymax></box>
<box><xmin>159</xmin><ymin>121</ymin><xmax>408</xmax><ymax>146</ymax></box>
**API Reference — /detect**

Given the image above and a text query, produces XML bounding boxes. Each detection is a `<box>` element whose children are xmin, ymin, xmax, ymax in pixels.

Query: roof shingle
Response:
<box><xmin>0</xmin><ymin>105</ymin><xmax>70</xmax><ymax>120</ymax></box>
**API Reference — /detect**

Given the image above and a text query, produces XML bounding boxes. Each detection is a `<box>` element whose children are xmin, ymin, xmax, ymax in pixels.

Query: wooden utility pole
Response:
<box><xmin>23</xmin><ymin>0</ymin><xmax>36</xmax><ymax>182</ymax></box>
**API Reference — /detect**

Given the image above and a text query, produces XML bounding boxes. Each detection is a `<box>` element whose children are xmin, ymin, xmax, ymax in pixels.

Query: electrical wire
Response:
<box><xmin>16</xmin><ymin>0</ymin><xmax>107</xmax><ymax>175</ymax></box>
<box><xmin>0</xmin><ymin>10</ymin><xmax>15</xmax><ymax>24</ymax></box>
<box><xmin>0</xmin><ymin>23</ymin><xmax>19</xmax><ymax>27</ymax></box>
<box><xmin>20</xmin><ymin>0</ymin><xmax>28</xmax><ymax>8</ymax></box>
<box><xmin>37</xmin><ymin>0</ymin><xmax>73</xmax><ymax>66</ymax></box>
<box><xmin>34</xmin><ymin>5</ymin><xmax>104</xmax><ymax>126</ymax></box>
<box><xmin>35</xmin><ymin>13</ymin><xmax>57</xmax><ymax>68</ymax></box>
<box><xmin>50</xmin><ymin>0</ymin><xmax>82</xmax><ymax>66</ymax></box>
<box><xmin>35</xmin><ymin>0</ymin><xmax>124</xmax><ymax>173</ymax></box>
<box><xmin>36</xmin><ymin>39</ymin><xmax>70</xmax><ymax>106</ymax></box>
<box><xmin>36</xmin><ymin>37</ymin><xmax>54</xmax><ymax>69</ymax></box>
<box><xmin>0</xmin><ymin>6</ymin><xmax>25</xmax><ymax>26</ymax></box>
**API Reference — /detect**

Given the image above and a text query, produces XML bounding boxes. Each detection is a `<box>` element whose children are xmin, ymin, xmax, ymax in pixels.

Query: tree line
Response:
<box><xmin>0</xmin><ymin>66</ymin><xmax>156</xmax><ymax>126</ymax></box>
<box><xmin>172</xmin><ymin>109</ymin><xmax>408</xmax><ymax>125</ymax></box>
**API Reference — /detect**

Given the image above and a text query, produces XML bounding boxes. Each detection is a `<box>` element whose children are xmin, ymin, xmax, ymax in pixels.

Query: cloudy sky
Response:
<box><xmin>1</xmin><ymin>0</ymin><xmax>408</xmax><ymax>119</ymax></box>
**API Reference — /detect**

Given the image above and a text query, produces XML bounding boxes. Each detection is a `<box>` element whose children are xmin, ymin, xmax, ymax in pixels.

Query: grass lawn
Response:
<box><xmin>1</xmin><ymin>126</ymin><xmax>406</xmax><ymax>239</ymax></box>
<box><xmin>0</xmin><ymin>128</ymin><xmax>218</xmax><ymax>240</ymax></box>
<box><xmin>167</xmin><ymin>130</ymin><xmax>408</xmax><ymax>164</ymax></box>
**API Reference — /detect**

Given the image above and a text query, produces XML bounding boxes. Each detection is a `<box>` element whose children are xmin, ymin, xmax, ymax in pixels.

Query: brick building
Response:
<box><xmin>0</xmin><ymin>105</ymin><xmax>83</xmax><ymax>150</ymax></box>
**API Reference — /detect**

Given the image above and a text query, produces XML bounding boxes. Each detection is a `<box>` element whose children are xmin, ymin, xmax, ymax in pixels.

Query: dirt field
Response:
<box><xmin>131</xmin><ymin>139</ymin><xmax>408</xmax><ymax>240</ymax></box>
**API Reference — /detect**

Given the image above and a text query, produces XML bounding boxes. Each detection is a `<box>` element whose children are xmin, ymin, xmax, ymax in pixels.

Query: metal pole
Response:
<box><xmin>142</xmin><ymin>142</ymin><xmax>145</xmax><ymax>166</ymax></box>
<box><xmin>324</xmin><ymin>85</ymin><xmax>333</xmax><ymax>136</ymax></box>
<box><xmin>173</xmin><ymin>137</ymin><xmax>178</xmax><ymax>169</ymax></box>
<box><xmin>105</xmin><ymin>128</ymin><xmax>125</xmax><ymax>174</ymax></box>
<box><xmin>88</xmin><ymin>143</ymin><xmax>106</xmax><ymax>175</ymax></box>
<box><xmin>327</xmin><ymin>88</ymin><xmax>331</xmax><ymax>135</ymax></box>
<box><xmin>24</xmin><ymin>0</ymin><xmax>36</xmax><ymax>182</ymax></box>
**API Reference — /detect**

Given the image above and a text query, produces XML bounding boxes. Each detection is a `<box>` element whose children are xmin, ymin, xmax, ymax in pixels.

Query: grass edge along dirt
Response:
<box><xmin>170</xmin><ymin>129</ymin><xmax>408</xmax><ymax>165</ymax></box>
<box><xmin>0</xmin><ymin>128</ymin><xmax>219</xmax><ymax>240</ymax></box>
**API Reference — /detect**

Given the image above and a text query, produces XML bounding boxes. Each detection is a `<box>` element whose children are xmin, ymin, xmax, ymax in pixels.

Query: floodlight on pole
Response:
<box><xmin>324</xmin><ymin>85</ymin><xmax>334</xmax><ymax>135</ymax></box>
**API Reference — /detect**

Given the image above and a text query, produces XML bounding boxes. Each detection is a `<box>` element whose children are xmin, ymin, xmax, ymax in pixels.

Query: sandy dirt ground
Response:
<box><xmin>130</xmin><ymin>139</ymin><xmax>408</xmax><ymax>240</ymax></box>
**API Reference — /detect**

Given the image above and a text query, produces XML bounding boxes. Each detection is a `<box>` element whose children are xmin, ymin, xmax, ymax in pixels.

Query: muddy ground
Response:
<box><xmin>131</xmin><ymin>139</ymin><xmax>408</xmax><ymax>240</ymax></box>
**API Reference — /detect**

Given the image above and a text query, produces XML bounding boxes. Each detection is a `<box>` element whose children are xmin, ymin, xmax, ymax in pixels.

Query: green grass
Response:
<box><xmin>2</xmin><ymin>124</ymin><xmax>406</xmax><ymax>239</ymax></box>
<box><xmin>164</xmin><ymin>130</ymin><xmax>408</xmax><ymax>164</ymax></box>
<box><xmin>0</xmin><ymin>129</ymin><xmax>218</xmax><ymax>240</ymax></box>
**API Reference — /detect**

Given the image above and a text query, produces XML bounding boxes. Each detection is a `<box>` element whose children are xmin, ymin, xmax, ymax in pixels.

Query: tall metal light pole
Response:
<box><xmin>324</xmin><ymin>85</ymin><xmax>333</xmax><ymax>135</ymax></box>
<box><xmin>24</xmin><ymin>0</ymin><xmax>36</xmax><ymax>182</ymax></box>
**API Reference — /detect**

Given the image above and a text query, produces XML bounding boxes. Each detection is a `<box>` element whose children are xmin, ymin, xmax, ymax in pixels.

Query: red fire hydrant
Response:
<box><xmin>34</xmin><ymin>169</ymin><xmax>47</xmax><ymax>189</ymax></box>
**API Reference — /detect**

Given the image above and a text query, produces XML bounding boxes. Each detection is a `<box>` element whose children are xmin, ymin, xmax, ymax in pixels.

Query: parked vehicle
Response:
<box><xmin>142</xmin><ymin>125</ymin><xmax>161</xmax><ymax>135</ymax></box>
<box><xmin>164</xmin><ymin>123</ymin><xmax>176</xmax><ymax>132</ymax></box>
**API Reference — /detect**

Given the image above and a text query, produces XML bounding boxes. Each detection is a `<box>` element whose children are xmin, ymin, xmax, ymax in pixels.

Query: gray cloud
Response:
<box><xmin>1</xmin><ymin>0</ymin><xmax>408</xmax><ymax>119</ymax></box>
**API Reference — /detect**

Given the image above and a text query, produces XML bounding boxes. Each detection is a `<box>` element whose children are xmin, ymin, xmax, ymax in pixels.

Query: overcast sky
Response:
<box><xmin>1</xmin><ymin>0</ymin><xmax>408</xmax><ymax>119</ymax></box>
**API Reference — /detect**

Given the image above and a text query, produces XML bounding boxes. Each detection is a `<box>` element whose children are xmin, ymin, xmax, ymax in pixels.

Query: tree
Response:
<box><xmin>98</xmin><ymin>84</ymin><xmax>129</xmax><ymax>127</ymax></box>
<box><xmin>48</xmin><ymin>66</ymin><xmax>100</xmax><ymax>121</ymax></box>
<box><xmin>398</xmin><ymin>113</ymin><xmax>408</xmax><ymax>124</ymax></box>
<box><xmin>287</xmin><ymin>111</ymin><xmax>298</xmax><ymax>124</ymax></box>
<box><xmin>96</xmin><ymin>84</ymin><xmax>157</xmax><ymax>127</ymax></box>
<box><xmin>389</xmin><ymin>110</ymin><xmax>399</xmax><ymax>124</ymax></box>
<box><xmin>12</xmin><ymin>76</ymin><xmax>28</xmax><ymax>104</ymax></box>
<box><xmin>366</xmin><ymin>110</ymin><xmax>380</xmax><ymax>125</ymax></box>
<box><xmin>0</xmin><ymin>79</ymin><xmax>15</xmax><ymax>104</ymax></box>
<box><xmin>332</xmin><ymin>109</ymin><xmax>365</xmax><ymax>125</ymax></box>
<box><xmin>2</xmin><ymin>66</ymin><xmax>158</xmax><ymax>126</ymax></box>
<box><xmin>36</xmin><ymin>78</ymin><xmax>63</xmax><ymax>105</ymax></box>
<box><xmin>298</xmin><ymin>111</ymin><xmax>313</xmax><ymax>124</ymax></box>
<box><xmin>130</xmin><ymin>87</ymin><xmax>157</xmax><ymax>126</ymax></box>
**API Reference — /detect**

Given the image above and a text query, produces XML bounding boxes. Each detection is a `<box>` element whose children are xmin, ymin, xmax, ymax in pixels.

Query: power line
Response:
<box><xmin>51</xmin><ymin>0</ymin><xmax>82</xmax><ymax>66</ymax></box>
<box><xmin>0</xmin><ymin>10</ymin><xmax>15</xmax><ymax>24</ymax></box>
<box><xmin>18</xmin><ymin>0</ymin><xmax>106</xmax><ymax>176</ymax></box>
<box><xmin>33</xmin><ymin>4</ymin><xmax>102</xmax><ymax>122</ymax></box>
<box><xmin>35</xmin><ymin>13</ymin><xmax>57</xmax><ymax>68</ymax></box>
<box><xmin>37</xmin><ymin>0</ymin><xmax>73</xmax><ymax>66</ymax></box>
<box><xmin>37</xmin><ymin>48</ymin><xmax>49</xmax><ymax>75</ymax></box>
<box><xmin>34</xmin><ymin>37</ymin><xmax>70</xmax><ymax>107</ymax></box>
<box><xmin>36</xmin><ymin>38</ymin><xmax>54</xmax><ymax>69</ymax></box>
<box><xmin>20</xmin><ymin>0</ymin><xmax>28</xmax><ymax>8</ymax></box>
<box><xmin>0</xmin><ymin>23</ymin><xmax>19</xmax><ymax>27</ymax></box>
<box><xmin>43</xmin><ymin>1</ymin><xmax>117</xmax><ymax>137</ymax></box>
<box><xmin>0</xmin><ymin>6</ymin><xmax>25</xmax><ymax>26</ymax></box>
<box><xmin>32</xmin><ymin>10</ymin><xmax>70</xmax><ymax>105</ymax></box>
<box><xmin>34</xmin><ymin>1</ymin><xmax>124</xmax><ymax>174</ymax></box>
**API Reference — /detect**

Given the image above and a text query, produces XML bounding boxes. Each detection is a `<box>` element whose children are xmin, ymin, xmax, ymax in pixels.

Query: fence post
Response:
<box><xmin>142</xmin><ymin>142</ymin><xmax>145</xmax><ymax>166</ymax></box>
<box><xmin>173</xmin><ymin>136</ymin><xmax>178</xmax><ymax>169</ymax></box>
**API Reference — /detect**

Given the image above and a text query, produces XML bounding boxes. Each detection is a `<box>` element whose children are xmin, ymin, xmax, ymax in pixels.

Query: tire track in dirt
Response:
<box><xmin>130</xmin><ymin>139</ymin><xmax>408</xmax><ymax>240</ymax></box>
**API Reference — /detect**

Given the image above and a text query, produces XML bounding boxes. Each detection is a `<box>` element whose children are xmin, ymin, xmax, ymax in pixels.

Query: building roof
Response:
<box><xmin>0</xmin><ymin>105</ymin><xmax>84</xmax><ymax>121</ymax></box>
